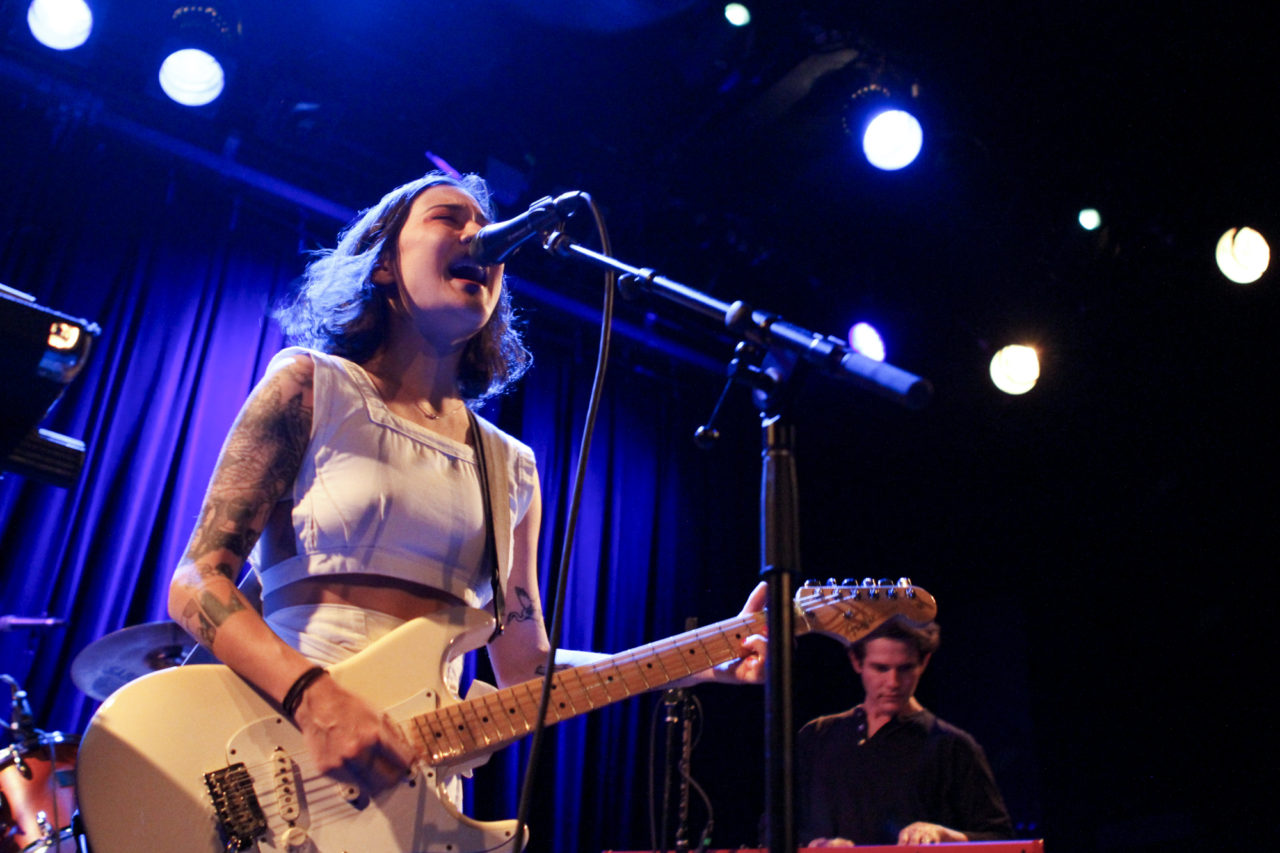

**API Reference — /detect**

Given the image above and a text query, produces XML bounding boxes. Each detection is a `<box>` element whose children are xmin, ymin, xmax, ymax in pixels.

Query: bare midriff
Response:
<box><xmin>263</xmin><ymin>575</ymin><xmax>467</xmax><ymax>622</ymax></box>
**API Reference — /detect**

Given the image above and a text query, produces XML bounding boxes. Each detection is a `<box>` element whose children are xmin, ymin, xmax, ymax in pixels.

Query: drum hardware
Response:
<box><xmin>1</xmin><ymin>675</ymin><xmax>81</xmax><ymax>853</ymax></box>
<box><xmin>69</xmin><ymin>621</ymin><xmax>195</xmax><ymax>702</ymax></box>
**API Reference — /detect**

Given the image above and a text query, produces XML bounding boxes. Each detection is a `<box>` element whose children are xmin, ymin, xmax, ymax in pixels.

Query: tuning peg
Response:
<box><xmin>840</xmin><ymin>578</ymin><xmax>857</xmax><ymax>585</ymax></box>
<box><xmin>861</xmin><ymin>577</ymin><xmax>875</xmax><ymax>587</ymax></box>
<box><xmin>825</xmin><ymin>577</ymin><xmax>838</xmax><ymax>586</ymax></box>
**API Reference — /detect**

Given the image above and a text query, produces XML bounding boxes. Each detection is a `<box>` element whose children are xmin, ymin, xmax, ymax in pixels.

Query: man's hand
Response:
<box><xmin>293</xmin><ymin>674</ymin><xmax>419</xmax><ymax>792</ymax></box>
<box><xmin>897</xmin><ymin>821</ymin><xmax>968</xmax><ymax>845</ymax></box>
<box><xmin>806</xmin><ymin>837</ymin><xmax>856</xmax><ymax>847</ymax></box>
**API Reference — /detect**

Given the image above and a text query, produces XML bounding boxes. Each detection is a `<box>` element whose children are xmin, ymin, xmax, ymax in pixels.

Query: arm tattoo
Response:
<box><xmin>506</xmin><ymin>587</ymin><xmax>539</xmax><ymax>625</ymax></box>
<box><xmin>181</xmin><ymin>588</ymin><xmax>247</xmax><ymax>647</ymax></box>
<box><xmin>184</xmin><ymin>372</ymin><xmax>311</xmax><ymax>564</ymax></box>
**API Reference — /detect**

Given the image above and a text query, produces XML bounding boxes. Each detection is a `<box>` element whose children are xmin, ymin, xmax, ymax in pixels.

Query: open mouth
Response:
<box><xmin>448</xmin><ymin>259</ymin><xmax>488</xmax><ymax>285</ymax></box>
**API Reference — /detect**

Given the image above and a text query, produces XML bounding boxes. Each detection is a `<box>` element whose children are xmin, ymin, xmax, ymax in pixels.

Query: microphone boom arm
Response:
<box><xmin>543</xmin><ymin>234</ymin><xmax>932</xmax><ymax>410</ymax></box>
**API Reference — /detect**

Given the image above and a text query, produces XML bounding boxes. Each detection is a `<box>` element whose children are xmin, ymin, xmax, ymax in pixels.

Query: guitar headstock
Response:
<box><xmin>793</xmin><ymin>578</ymin><xmax>937</xmax><ymax>646</ymax></box>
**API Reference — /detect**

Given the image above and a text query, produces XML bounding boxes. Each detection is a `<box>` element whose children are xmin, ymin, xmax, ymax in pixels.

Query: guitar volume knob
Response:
<box><xmin>281</xmin><ymin>826</ymin><xmax>308</xmax><ymax>848</ymax></box>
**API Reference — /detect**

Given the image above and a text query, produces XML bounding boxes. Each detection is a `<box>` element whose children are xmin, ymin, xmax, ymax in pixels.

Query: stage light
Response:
<box><xmin>1215</xmin><ymin>226</ymin><xmax>1270</xmax><ymax>285</ymax></box>
<box><xmin>157</xmin><ymin>5</ymin><xmax>239</xmax><ymax>107</ymax></box>
<box><xmin>989</xmin><ymin>345</ymin><xmax>1039</xmax><ymax>395</ymax></box>
<box><xmin>845</xmin><ymin>84</ymin><xmax>924</xmax><ymax>171</ymax></box>
<box><xmin>26</xmin><ymin>0</ymin><xmax>93</xmax><ymax>50</ymax></box>
<box><xmin>862</xmin><ymin>109</ymin><xmax>922</xmax><ymax>171</ymax></box>
<box><xmin>1078</xmin><ymin>208</ymin><xmax>1102</xmax><ymax>231</ymax></box>
<box><xmin>724</xmin><ymin>4</ymin><xmax>751</xmax><ymax>27</ymax></box>
<box><xmin>848</xmin><ymin>322</ymin><xmax>886</xmax><ymax>362</ymax></box>
<box><xmin>159</xmin><ymin>47</ymin><xmax>223</xmax><ymax>106</ymax></box>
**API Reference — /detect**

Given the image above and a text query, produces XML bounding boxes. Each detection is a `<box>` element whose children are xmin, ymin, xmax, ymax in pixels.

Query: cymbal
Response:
<box><xmin>71</xmin><ymin>621</ymin><xmax>196</xmax><ymax>701</ymax></box>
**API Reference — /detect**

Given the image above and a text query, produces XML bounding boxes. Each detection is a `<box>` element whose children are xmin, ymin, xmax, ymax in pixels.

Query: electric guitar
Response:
<box><xmin>77</xmin><ymin>580</ymin><xmax>936</xmax><ymax>852</ymax></box>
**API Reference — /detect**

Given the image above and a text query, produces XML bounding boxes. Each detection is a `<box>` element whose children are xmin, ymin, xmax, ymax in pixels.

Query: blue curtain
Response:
<box><xmin>2</xmin><ymin>108</ymin><xmax>765</xmax><ymax>852</ymax></box>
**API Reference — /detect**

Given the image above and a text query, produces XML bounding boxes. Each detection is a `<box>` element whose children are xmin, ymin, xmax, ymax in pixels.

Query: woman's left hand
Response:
<box><xmin>715</xmin><ymin>581</ymin><xmax>769</xmax><ymax>684</ymax></box>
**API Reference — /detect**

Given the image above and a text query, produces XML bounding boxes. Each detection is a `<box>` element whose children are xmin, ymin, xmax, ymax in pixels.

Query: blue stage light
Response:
<box><xmin>861</xmin><ymin>109</ymin><xmax>923</xmax><ymax>171</ymax></box>
<box><xmin>27</xmin><ymin>0</ymin><xmax>93</xmax><ymax>51</ymax></box>
<box><xmin>724</xmin><ymin>4</ymin><xmax>751</xmax><ymax>27</ymax></box>
<box><xmin>158</xmin><ymin>47</ymin><xmax>225</xmax><ymax>107</ymax></box>
<box><xmin>848</xmin><ymin>322</ymin><xmax>886</xmax><ymax>362</ymax></box>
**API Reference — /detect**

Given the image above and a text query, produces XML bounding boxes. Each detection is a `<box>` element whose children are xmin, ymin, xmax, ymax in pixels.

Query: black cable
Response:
<box><xmin>647</xmin><ymin>693</ymin><xmax>663</xmax><ymax>852</ymax></box>
<box><xmin>512</xmin><ymin>194</ymin><xmax>614</xmax><ymax>853</ymax></box>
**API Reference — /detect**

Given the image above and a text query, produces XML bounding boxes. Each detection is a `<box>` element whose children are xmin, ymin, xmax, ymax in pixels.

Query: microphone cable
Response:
<box><xmin>511</xmin><ymin>192</ymin><xmax>614</xmax><ymax>853</ymax></box>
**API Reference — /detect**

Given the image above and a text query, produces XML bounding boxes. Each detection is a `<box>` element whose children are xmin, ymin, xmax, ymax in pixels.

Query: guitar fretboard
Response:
<box><xmin>404</xmin><ymin>610</ymin><xmax>767</xmax><ymax>764</ymax></box>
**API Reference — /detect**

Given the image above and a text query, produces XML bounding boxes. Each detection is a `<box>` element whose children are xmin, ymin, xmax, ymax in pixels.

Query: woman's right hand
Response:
<box><xmin>291</xmin><ymin>673</ymin><xmax>420</xmax><ymax>792</ymax></box>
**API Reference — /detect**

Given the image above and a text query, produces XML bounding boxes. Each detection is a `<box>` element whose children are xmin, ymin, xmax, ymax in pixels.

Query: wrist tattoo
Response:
<box><xmin>535</xmin><ymin>663</ymin><xmax>570</xmax><ymax>676</ymax></box>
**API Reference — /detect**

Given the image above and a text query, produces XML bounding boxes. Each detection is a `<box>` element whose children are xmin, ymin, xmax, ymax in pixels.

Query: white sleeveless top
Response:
<box><xmin>252</xmin><ymin>347</ymin><xmax>536</xmax><ymax>608</ymax></box>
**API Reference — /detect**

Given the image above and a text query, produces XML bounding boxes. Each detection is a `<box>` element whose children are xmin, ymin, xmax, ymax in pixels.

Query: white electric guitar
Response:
<box><xmin>77</xmin><ymin>580</ymin><xmax>936</xmax><ymax>852</ymax></box>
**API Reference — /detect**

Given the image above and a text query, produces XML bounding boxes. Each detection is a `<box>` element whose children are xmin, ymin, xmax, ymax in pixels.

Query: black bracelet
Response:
<box><xmin>281</xmin><ymin>666</ymin><xmax>327</xmax><ymax>719</ymax></box>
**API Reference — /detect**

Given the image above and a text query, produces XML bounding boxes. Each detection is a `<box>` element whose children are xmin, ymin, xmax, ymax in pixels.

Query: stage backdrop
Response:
<box><xmin>0</xmin><ymin>104</ymin><xmax>768</xmax><ymax>851</ymax></box>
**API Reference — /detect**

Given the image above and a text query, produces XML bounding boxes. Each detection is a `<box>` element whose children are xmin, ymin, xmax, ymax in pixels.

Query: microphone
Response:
<box><xmin>3</xmin><ymin>674</ymin><xmax>38</xmax><ymax>750</ymax></box>
<box><xmin>469</xmin><ymin>191</ymin><xmax>585</xmax><ymax>266</ymax></box>
<box><xmin>0</xmin><ymin>615</ymin><xmax>67</xmax><ymax>631</ymax></box>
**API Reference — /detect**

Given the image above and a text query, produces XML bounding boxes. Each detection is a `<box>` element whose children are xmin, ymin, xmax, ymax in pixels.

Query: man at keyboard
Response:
<box><xmin>797</xmin><ymin>615</ymin><xmax>1013</xmax><ymax>846</ymax></box>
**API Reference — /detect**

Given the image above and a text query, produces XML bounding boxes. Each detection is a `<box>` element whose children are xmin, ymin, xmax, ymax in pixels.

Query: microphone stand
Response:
<box><xmin>538</xmin><ymin>231</ymin><xmax>931</xmax><ymax>853</ymax></box>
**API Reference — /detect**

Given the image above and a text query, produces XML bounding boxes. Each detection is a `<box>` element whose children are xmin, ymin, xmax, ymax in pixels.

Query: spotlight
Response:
<box><xmin>724</xmin><ymin>4</ymin><xmax>751</xmax><ymax>27</ymax></box>
<box><xmin>1078</xmin><ymin>208</ymin><xmax>1102</xmax><ymax>231</ymax></box>
<box><xmin>157</xmin><ymin>5</ymin><xmax>240</xmax><ymax>107</ymax></box>
<box><xmin>989</xmin><ymin>345</ymin><xmax>1039</xmax><ymax>396</ymax></box>
<box><xmin>159</xmin><ymin>47</ymin><xmax>223</xmax><ymax>106</ymax></box>
<box><xmin>848</xmin><ymin>321</ymin><xmax>886</xmax><ymax>362</ymax></box>
<box><xmin>845</xmin><ymin>84</ymin><xmax>924</xmax><ymax>171</ymax></box>
<box><xmin>1215</xmin><ymin>226</ymin><xmax>1270</xmax><ymax>285</ymax></box>
<box><xmin>26</xmin><ymin>0</ymin><xmax>93</xmax><ymax>51</ymax></box>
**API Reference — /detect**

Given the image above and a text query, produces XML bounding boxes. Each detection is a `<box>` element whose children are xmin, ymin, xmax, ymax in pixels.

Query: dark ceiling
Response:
<box><xmin>8</xmin><ymin>1</ymin><xmax>1276</xmax><ymax>302</ymax></box>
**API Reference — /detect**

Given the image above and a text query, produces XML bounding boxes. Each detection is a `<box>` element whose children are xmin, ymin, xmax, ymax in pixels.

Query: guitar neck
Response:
<box><xmin>404</xmin><ymin>609</ymin><xmax>769</xmax><ymax>765</ymax></box>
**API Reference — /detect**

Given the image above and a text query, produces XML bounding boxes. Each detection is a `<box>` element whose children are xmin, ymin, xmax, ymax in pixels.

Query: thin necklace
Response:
<box><xmin>418</xmin><ymin>399</ymin><xmax>464</xmax><ymax>420</ymax></box>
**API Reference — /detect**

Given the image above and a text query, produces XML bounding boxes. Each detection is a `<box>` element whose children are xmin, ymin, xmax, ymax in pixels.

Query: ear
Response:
<box><xmin>918</xmin><ymin>652</ymin><xmax>932</xmax><ymax>673</ymax></box>
<box><xmin>371</xmin><ymin>263</ymin><xmax>395</xmax><ymax>286</ymax></box>
<box><xmin>848</xmin><ymin>648</ymin><xmax>863</xmax><ymax>674</ymax></box>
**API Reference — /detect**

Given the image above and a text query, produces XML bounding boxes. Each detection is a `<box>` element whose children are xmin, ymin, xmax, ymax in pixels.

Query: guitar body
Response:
<box><xmin>77</xmin><ymin>606</ymin><xmax>520</xmax><ymax>853</ymax></box>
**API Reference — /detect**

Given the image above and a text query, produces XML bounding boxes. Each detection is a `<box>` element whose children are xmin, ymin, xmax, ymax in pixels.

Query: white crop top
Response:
<box><xmin>252</xmin><ymin>347</ymin><xmax>537</xmax><ymax>608</ymax></box>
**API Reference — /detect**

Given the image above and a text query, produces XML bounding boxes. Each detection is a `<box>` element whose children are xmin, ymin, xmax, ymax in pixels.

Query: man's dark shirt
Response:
<box><xmin>796</xmin><ymin>705</ymin><xmax>1013</xmax><ymax>845</ymax></box>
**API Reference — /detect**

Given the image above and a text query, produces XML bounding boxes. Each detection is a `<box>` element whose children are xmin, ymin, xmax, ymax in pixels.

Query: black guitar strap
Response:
<box><xmin>468</xmin><ymin>408</ymin><xmax>506</xmax><ymax>641</ymax></box>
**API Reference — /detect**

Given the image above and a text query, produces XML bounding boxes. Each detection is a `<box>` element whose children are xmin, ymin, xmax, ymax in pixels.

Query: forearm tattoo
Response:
<box><xmin>181</xmin><ymin>589</ymin><xmax>247</xmax><ymax>647</ymax></box>
<box><xmin>506</xmin><ymin>586</ymin><xmax>539</xmax><ymax>625</ymax></box>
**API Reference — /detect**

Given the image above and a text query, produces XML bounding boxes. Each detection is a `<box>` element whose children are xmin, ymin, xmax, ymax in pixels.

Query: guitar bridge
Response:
<box><xmin>205</xmin><ymin>762</ymin><xmax>267</xmax><ymax>851</ymax></box>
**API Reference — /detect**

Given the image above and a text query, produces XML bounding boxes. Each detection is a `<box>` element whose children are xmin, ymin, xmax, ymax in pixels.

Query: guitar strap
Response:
<box><xmin>468</xmin><ymin>409</ymin><xmax>509</xmax><ymax>641</ymax></box>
